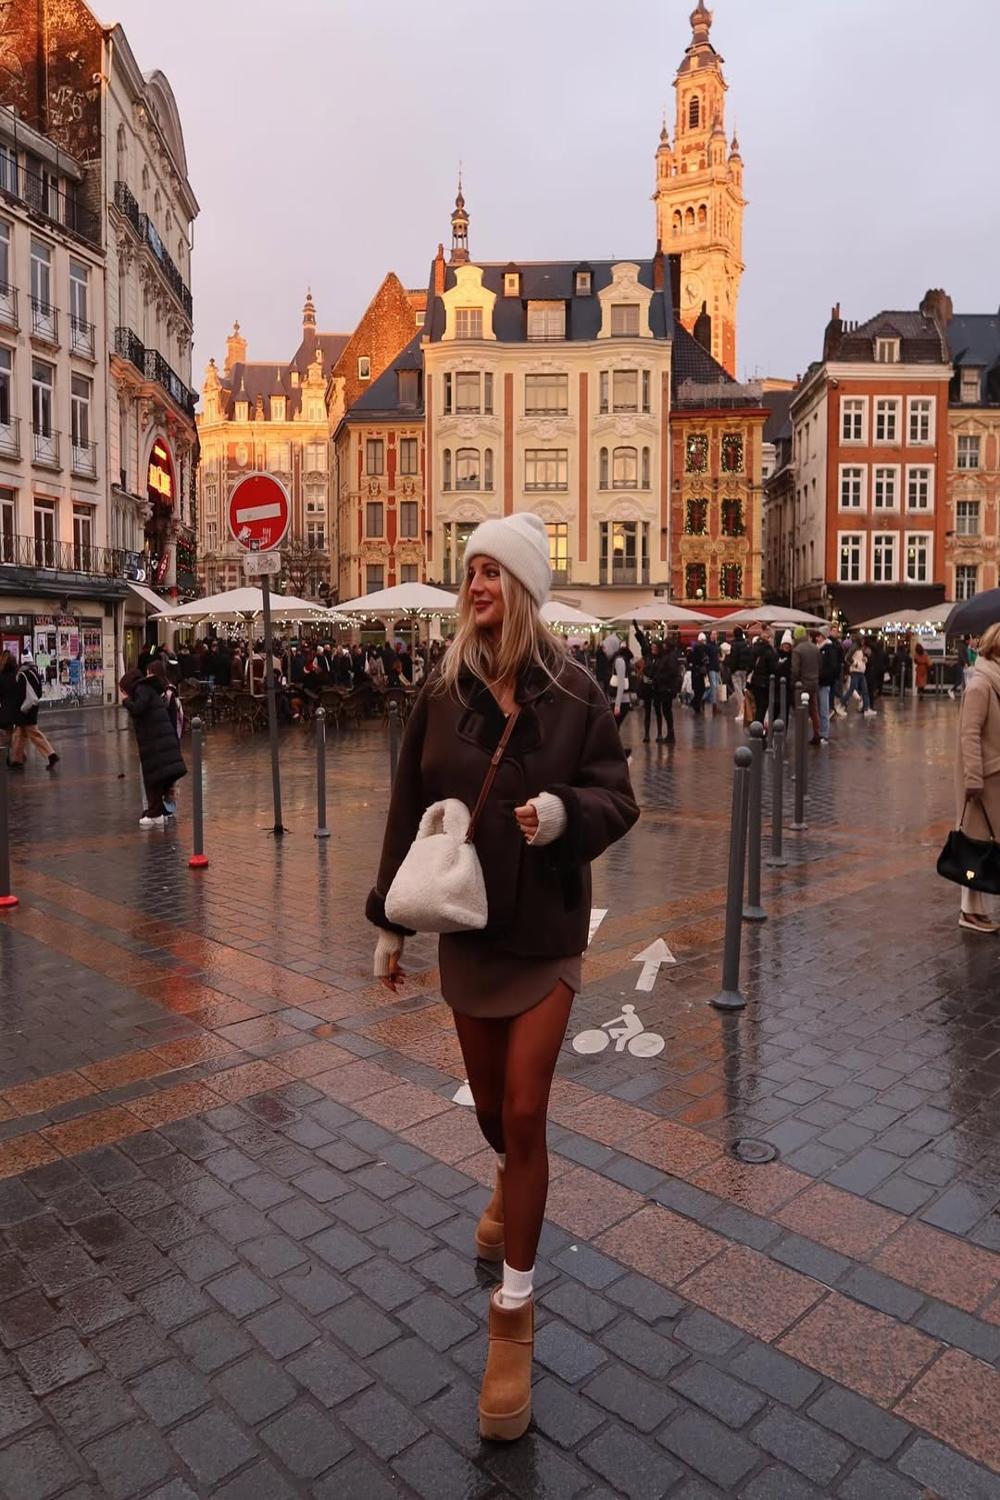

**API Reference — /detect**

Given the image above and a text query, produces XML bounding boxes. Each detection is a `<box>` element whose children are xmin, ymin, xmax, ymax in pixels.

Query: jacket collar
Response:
<box><xmin>457</xmin><ymin>662</ymin><xmax>553</xmax><ymax>709</ymax></box>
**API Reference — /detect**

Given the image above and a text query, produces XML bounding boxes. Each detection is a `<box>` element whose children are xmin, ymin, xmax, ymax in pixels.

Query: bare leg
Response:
<box><xmin>453</xmin><ymin>1010</ymin><xmax>509</xmax><ymax>1156</ymax></box>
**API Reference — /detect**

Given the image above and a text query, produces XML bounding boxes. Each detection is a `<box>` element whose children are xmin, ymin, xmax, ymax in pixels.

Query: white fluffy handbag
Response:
<box><xmin>384</xmin><ymin>707</ymin><xmax>520</xmax><ymax>935</ymax></box>
<box><xmin>384</xmin><ymin>799</ymin><xmax>488</xmax><ymax>933</ymax></box>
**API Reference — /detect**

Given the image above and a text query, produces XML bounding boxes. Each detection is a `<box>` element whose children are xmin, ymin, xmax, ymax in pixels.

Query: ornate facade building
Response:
<box><xmin>197</xmin><ymin>277</ymin><xmax>423</xmax><ymax>600</ymax></box>
<box><xmin>653</xmin><ymin>3</ymin><xmax>745</xmax><ymax>376</ymax></box>
<box><xmin>0</xmin><ymin>1</ymin><xmax>195</xmax><ymax>697</ymax></box>
<box><xmin>942</xmin><ymin>297</ymin><xmax>1000</xmax><ymax>602</ymax></box>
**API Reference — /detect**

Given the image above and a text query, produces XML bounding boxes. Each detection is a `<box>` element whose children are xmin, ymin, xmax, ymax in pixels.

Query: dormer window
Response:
<box><xmin>455</xmin><ymin>307</ymin><xmax>483</xmax><ymax>339</ymax></box>
<box><xmin>961</xmin><ymin>368</ymin><xmax>981</xmax><ymax>403</ymax></box>
<box><xmin>398</xmin><ymin>370</ymin><xmax>419</xmax><ymax>408</ymax></box>
<box><xmin>504</xmin><ymin>271</ymin><xmax>520</xmax><ymax>297</ymax></box>
<box><xmin>875</xmin><ymin>337</ymin><xmax>900</xmax><ymax>364</ymax></box>
<box><xmin>610</xmin><ymin>303</ymin><xmax>641</xmax><ymax>337</ymax></box>
<box><xmin>575</xmin><ymin>270</ymin><xmax>592</xmax><ymax>297</ymax></box>
<box><xmin>358</xmin><ymin>356</ymin><xmax>371</xmax><ymax>380</ymax></box>
<box><xmin>271</xmin><ymin>396</ymin><xmax>285</xmax><ymax>421</ymax></box>
<box><xmin>235</xmin><ymin>401</ymin><xmax>248</xmax><ymax>423</ymax></box>
<box><xmin>527</xmin><ymin>301</ymin><xmax>565</xmax><ymax>342</ymax></box>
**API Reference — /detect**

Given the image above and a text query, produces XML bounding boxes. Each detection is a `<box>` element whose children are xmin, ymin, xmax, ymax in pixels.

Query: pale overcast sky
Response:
<box><xmin>111</xmin><ymin>0</ymin><xmax>998</xmax><ymax>388</ymax></box>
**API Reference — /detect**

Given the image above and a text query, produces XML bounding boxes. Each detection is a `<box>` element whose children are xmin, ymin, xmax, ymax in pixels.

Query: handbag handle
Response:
<box><xmin>962</xmin><ymin>794</ymin><xmax>998</xmax><ymax>844</ymax></box>
<box><xmin>466</xmin><ymin>705</ymin><xmax>521</xmax><ymax>844</ymax></box>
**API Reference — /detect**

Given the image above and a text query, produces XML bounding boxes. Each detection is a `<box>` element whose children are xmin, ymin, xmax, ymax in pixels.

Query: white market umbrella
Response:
<box><xmin>852</xmin><ymin>607</ymin><xmax>929</xmax><ymax>632</ymax></box>
<box><xmin>541</xmin><ymin>600</ymin><xmax>605</xmax><ymax>630</ymax></box>
<box><xmin>618</xmin><ymin>602</ymin><xmax>718</xmax><ymax>626</ymax></box>
<box><xmin>719</xmin><ymin>604</ymin><xmax>829</xmax><ymax>628</ymax></box>
<box><xmin>335</xmin><ymin>582</ymin><xmax>458</xmax><ymax>617</ymax></box>
<box><xmin>152</xmin><ymin>587</ymin><xmax>341</xmax><ymax>625</ymax></box>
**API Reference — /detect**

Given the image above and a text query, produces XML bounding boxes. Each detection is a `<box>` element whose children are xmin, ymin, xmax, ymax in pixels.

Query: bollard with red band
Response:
<box><xmin>0</xmin><ymin>759</ymin><xmax>17</xmax><ymax>908</ymax></box>
<box><xmin>188</xmin><ymin>717</ymin><xmax>208</xmax><ymax>870</ymax></box>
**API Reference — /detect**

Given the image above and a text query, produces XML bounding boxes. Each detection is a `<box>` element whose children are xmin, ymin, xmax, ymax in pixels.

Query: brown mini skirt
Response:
<box><xmin>439</xmin><ymin>931</ymin><xmax>582</xmax><ymax>1019</ymax></box>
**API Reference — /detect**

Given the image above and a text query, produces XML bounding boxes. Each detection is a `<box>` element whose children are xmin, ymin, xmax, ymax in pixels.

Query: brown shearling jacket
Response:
<box><xmin>367</xmin><ymin>661</ymin><xmax>639</xmax><ymax>957</ymax></box>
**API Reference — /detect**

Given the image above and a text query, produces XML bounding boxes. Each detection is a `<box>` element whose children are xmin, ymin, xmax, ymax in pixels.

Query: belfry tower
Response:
<box><xmin>653</xmin><ymin>3</ymin><xmax>745</xmax><ymax>374</ymax></box>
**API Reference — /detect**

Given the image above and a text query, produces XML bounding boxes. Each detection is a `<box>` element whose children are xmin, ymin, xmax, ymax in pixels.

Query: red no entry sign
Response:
<box><xmin>227</xmin><ymin>472</ymin><xmax>290</xmax><ymax>551</ymax></box>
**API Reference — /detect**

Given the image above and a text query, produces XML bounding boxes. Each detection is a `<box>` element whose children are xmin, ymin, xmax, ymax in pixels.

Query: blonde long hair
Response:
<box><xmin>436</xmin><ymin>563</ymin><xmax>568</xmax><ymax>698</ymax></box>
<box><xmin>977</xmin><ymin>622</ymin><xmax>1000</xmax><ymax>662</ymax></box>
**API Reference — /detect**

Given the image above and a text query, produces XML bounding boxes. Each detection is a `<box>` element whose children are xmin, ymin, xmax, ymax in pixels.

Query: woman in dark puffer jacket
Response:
<box><xmin>122</xmin><ymin>662</ymin><xmax>186</xmax><ymax>827</ymax></box>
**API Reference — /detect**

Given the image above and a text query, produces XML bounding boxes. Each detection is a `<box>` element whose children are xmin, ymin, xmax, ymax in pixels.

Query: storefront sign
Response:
<box><xmin>147</xmin><ymin>440</ymin><xmax>175</xmax><ymax>507</ymax></box>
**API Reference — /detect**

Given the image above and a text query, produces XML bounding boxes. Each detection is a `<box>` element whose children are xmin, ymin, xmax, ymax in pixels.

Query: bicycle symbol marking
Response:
<box><xmin>572</xmin><ymin>1004</ymin><xmax>665</xmax><ymax>1059</ymax></box>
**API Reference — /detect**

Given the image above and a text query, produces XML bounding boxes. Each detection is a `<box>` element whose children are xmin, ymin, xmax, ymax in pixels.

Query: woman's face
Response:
<box><xmin>467</xmin><ymin>555</ymin><xmax>505</xmax><ymax>632</ymax></box>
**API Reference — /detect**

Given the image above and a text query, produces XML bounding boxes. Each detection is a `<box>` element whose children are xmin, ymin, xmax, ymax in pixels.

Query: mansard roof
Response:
<box><xmin>424</xmin><ymin>259</ymin><xmax>674</xmax><ymax>343</ymax></box>
<box><xmin>671</xmin><ymin>321</ymin><xmax>761</xmax><ymax>409</ymax></box>
<box><xmin>833</xmin><ymin>310</ymin><xmax>949</xmax><ymax>364</ymax></box>
<box><xmin>343</xmin><ymin>334</ymin><xmax>425</xmax><ymax>423</ymax></box>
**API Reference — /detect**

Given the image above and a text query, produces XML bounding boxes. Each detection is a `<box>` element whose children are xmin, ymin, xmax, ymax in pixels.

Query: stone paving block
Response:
<box><xmin>412</xmin><ymin>1245</ymin><xmax>481</xmax><ymax>1297</ymax></box>
<box><xmin>367</xmin><ymin>1216</ymin><xmax>437</xmax><ymax>1264</ymax></box>
<box><xmin>245</xmin><ymin>1300</ymin><xmax>318</xmax><ymax>1358</ymax></box>
<box><xmin>346</xmin><ymin>1255</ymin><xmax>422</xmax><ymax>1312</ymax></box>
<box><xmin>340</xmin><ymin>1384</ymin><xmax>427</xmax><ymax>1459</ymax></box>
<box><xmin>481</xmin><ymin>1428</ymin><xmax>591</xmax><ymax>1499</ymax></box>
<box><xmin>17</xmin><ymin>1326</ymin><xmax>100</xmax><ymax>1394</ymax></box>
<box><xmin>239</xmin><ymin>1231</ymin><xmax>307</xmax><ymax>1278</ymax></box>
<box><xmin>397</xmin><ymin>1292</ymin><xmax>477</xmax><ymax>1351</ymax></box>
<box><xmin>727</xmin><ymin>1342</ymin><xmax>822</xmax><ymax>1409</ymax></box>
<box><xmin>673</xmin><ymin>1307</ymin><xmax>745</xmax><ymax>1356</ymax></box>
<box><xmin>659</xmin><ymin>1408</ymin><xmax>759</xmax><ymax>1489</ymax></box>
<box><xmin>535</xmin><ymin>1321</ymin><xmax>609</xmax><ymax>1383</ymax></box>
<box><xmin>82</xmin><ymin>1422</ymin><xmax>176</xmax><ymax>1500</ymax></box>
<box><xmin>915</xmin><ymin>1299</ymin><xmax>1000</xmax><ymax>1363</ymax></box>
<box><xmin>322</xmin><ymin>1297</ymin><xmax>402</xmax><ymax>1357</ymax></box>
<box><xmin>90</xmin><ymin>1315</ymin><xmax>171</xmax><ymax>1379</ymax></box>
<box><xmin>368</xmin><ymin>1334</ymin><xmax>453</xmax><ymax>1404</ymax></box>
<box><xmin>807</xmin><ymin>1386</ymin><xmax>910</xmax><ymax>1461</ymax></box>
<box><xmin>211</xmin><ymin>1351</ymin><xmax>298</xmax><ymax>1426</ymax></box>
<box><xmin>600</xmin><ymin>1314</ymin><xmax>687</xmax><ymax>1379</ymax></box>
<box><xmin>772</xmin><ymin>1232</ymin><xmax>852</xmax><ymax>1286</ymax></box>
<box><xmin>583</xmin><ymin>1360</ymin><xmax>678</xmax><ymax>1433</ymax></box>
<box><xmin>129</xmin><ymin>1359</ymin><xmax>210</xmax><ymax>1427</ymax></box>
<box><xmin>394</xmin><ymin>1185</ymin><xmax>459</xmax><ymax>1228</ymax></box>
<box><xmin>134</xmin><ymin>1275</ymin><xmax>210</xmax><ymax>1331</ymax></box>
<box><xmin>837</xmin><ymin>1265</ymin><xmax>925</xmax><ymax>1322</ymax></box>
<box><xmin>542</xmin><ymin>1280</ymin><xmax>619</xmax><ymax>1334</ymax></box>
<box><xmin>393</xmin><ymin>1431</ymin><xmax>495</xmax><ymax>1500</ymax></box>
<box><xmin>0</xmin><ymin>1371</ymin><xmax>41</xmax><ymax>1440</ymax></box>
<box><xmin>279</xmin><ymin>1262</ymin><xmax>351</xmax><ymax>1316</ymax></box>
<box><xmin>896</xmin><ymin>1435</ymin><xmax>1000</xmax><ymax>1500</ymax></box>
<box><xmin>266</xmin><ymin>1197</ymin><xmax>333</xmax><ymax>1241</ymax></box>
<box><xmin>836</xmin><ymin>1459</ymin><xmax>923</xmax><ymax>1499</ymax></box>
<box><xmin>206</xmin><ymin>1265</ymin><xmax>278</xmax><ymax>1319</ymax></box>
<box><xmin>169</xmin><ymin>1407</ymin><xmax>258</xmax><ymax>1487</ymax></box>
<box><xmin>752</xmin><ymin>1406</ymin><xmax>853</xmax><ymax>1484</ymax></box>
<box><xmin>0</xmin><ymin>1427</ymin><xmax>84</xmax><ymax>1500</ymax></box>
<box><xmin>580</xmin><ymin>1423</ymin><xmax>684</xmax><ymax>1500</ymax></box>
<box><xmin>56</xmin><ymin>1277</ymin><xmax>133</xmax><ymax>1335</ymax></box>
<box><xmin>306</xmin><ymin>1223</ymin><xmax>373</xmax><ymax>1273</ymax></box>
<box><xmin>171</xmin><ymin>1312</ymin><xmax>253</xmax><ymax>1374</ymax></box>
<box><xmin>311</xmin><ymin>1453</ymin><xmax>402</xmax><ymax>1500</ymax></box>
<box><xmin>169</xmin><ymin>1232</ymin><xmax>238</xmax><ymax>1284</ymax></box>
<box><xmin>669</xmin><ymin>1360</ymin><xmax>766</xmax><ymax>1429</ymax></box>
<box><xmin>233</xmin><ymin>1171</ymin><xmax>295</xmax><ymax>1210</ymax></box>
<box><xmin>605</xmin><ymin>1272</ymin><xmax>683</xmax><ymax>1323</ymax></box>
<box><xmin>212</xmin><ymin>1464</ymin><xmax>297</xmax><ymax>1500</ymax></box>
<box><xmin>740</xmin><ymin>1467</ymin><xmax>824</xmax><ymax>1500</ymax></box>
<box><xmin>550</xmin><ymin>1244</ymin><xmax>626</xmax><ymax>1290</ymax></box>
<box><xmin>531</xmin><ymin>1375</ymin><xmax>606</xmax><ymax>1449</ymax></box>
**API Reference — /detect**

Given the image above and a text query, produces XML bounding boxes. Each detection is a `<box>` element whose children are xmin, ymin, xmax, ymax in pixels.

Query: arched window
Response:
<box><xmin>613</xmin><ymin>447</ymin><xmax>638</xmax><ymax>489</ymax></box>
<box><xmin>484</xmin><ymin>448</ymin><xmax>493</xmax><ymax>490</ymax></box>
<box><xmin>672</xmin><ymin>210</ymin><xmax>682</xmax><ymax>236</ymax></box>
<box><xmin>684</xmin><ymin>207</ymin><xmax>695</xmax><ymax>232</ymax></box>
<box><xmin>154</xmin><ymin>189</ymin><xmax>161</xmax><ymax>215</ymax></box>
<box><xmin>689</xmin><ymin>96</ymin><xmax>700</xmax><ymax>129</ymax></box>
<box><xmin>599</xmin><ymin>448</ymin><xmax>609</xmax><ymax>489</ymax></box>
<box><xmin>641</xmin><ymin>448</ymin><xmax>651</xmax><ymax>489</ymax></box>
<box><xmin>165</xmin><ymin>210</ymin><xmax>173</xmax><ymax>231</ymax></box>
<box><xmin>116</xmin><ymin>125</ymin><xmax>126</xmax><ymax>181</ymax></box>
<box><xmin>443</xmin><ymin>449</ymin><xmax>452</xmax><ymax>490</ymax></box>
<box><xmin>456</xmin><ymin>448</ymin><xmax>480</xmax><ymax>490</ymax></box>
<box><xmin>141</xmin><ymin>165</ymin><xmax>149</xmax><ymax>191</ymax></box>
<box><xmin>697</xmin><ymin>203</ymin><xmax>707</xmax><ymax>228</ymax></box>
<box><xmin>177</xmin><ymin>237</ymin><xmax>185</xmax><ymax>266</ymax></box>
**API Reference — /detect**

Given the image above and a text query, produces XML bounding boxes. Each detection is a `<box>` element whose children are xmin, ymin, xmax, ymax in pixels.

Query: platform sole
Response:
<box><xmin>474</xmin><ymin>1233</ymin><xmax>505</xmax><ymax>1263</ymax></box>
<box><xmin>479</xmin><ymin>1401</ymin><xmax>531</xmax><ymax>1442</ymax></box>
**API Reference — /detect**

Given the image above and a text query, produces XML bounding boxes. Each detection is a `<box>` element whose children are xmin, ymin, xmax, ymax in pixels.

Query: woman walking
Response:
<box><xmin>121</xmin><ymin>661</ymin><xmax>187</xmax><ymax>828</ymax></box>
<box><xmin>367</xmin><ymin>513</ymin><xmax>638</xmax><ymax>1441</ymax></box>
<box><xmin>955</xmin><ymin>623</ymin><xmax>1000</xmax><ymax>933</ymax></box>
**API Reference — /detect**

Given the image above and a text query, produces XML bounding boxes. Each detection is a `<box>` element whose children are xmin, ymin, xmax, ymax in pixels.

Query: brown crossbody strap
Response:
<box><xmin>466</xmin><ymin>706</ymin><xmax>521</xmax><ymax>844</ymax></box>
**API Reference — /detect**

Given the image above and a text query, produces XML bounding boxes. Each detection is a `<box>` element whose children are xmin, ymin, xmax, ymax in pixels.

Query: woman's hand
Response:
<box><xmin>514</xmin><ymin>802</ymin><xmax>539</xmax><ymax>842</ymax></box>
<box><xmin>381</xmin><ymin>952</ymin><xmax>406</xmax><ymax>993</ymax></box>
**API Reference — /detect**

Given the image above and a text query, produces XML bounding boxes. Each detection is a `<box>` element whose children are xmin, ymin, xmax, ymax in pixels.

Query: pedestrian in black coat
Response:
<box><xmin>123</xmin><ymin>667</ymin><xmax>187</xmax><ymax>825</ymax></box>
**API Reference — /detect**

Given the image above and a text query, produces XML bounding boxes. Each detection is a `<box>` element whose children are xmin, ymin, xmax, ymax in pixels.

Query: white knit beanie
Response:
<box><xmin>462</xmin><ymin>513</ymin><xmax>551</xmax><ymax>607</ymax></box>
<box><xmin>781</xmin><ymin>630</ymin><xmax>794</xmax><ymax>648</ymax></box>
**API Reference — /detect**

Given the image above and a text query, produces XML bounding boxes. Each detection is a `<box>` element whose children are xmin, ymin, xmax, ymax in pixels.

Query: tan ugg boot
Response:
<box><xmin>479</xmin><ymin>1290</ymin><xmax>533</xmax><ymax>1441</ymax></box>
<box><xmin>474</xmin><ymin>1166</ymin><xmax>505</xmax><ymax>1262</ymax></box>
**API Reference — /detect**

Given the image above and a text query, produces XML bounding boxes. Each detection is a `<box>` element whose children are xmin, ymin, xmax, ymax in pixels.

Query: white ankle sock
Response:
<box><xmin>498</xmin><ymin>1261</ymin><xmax>533</xmax><ymax>1309</ymax></box>
<box><xmin>496</xmin><ymin>1153</ymin><xmax>506</xmax><ymax>1171</ymax></box>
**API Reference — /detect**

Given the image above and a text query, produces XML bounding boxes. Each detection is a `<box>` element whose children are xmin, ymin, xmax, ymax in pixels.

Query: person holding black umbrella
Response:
<box><xmin>955</xmin><ymin>623</ymin><xmax>1000</xmax><ymax>933</ymax></box>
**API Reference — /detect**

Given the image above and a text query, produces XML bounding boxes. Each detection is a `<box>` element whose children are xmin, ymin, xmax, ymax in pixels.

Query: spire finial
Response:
<box><xmin>302</xmin><ymin>288</ymin><xmax>316</xmax><ymax>330</ymax></box>
<box><xmin>450</xmin><ymin>167</ymin><xmax>470</xmax><ymax>265</ymax></box>
<box><xmin>690</xmin><ymin>2</ymin><xmax>712</xmax><ymax>43</ymax></box>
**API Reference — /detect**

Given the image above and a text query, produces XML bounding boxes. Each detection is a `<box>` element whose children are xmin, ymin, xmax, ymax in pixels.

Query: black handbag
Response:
<box><xmin>937</xmin><ymin>797</ymin><xmax>1000</xmax><ymax>894</ymax></box>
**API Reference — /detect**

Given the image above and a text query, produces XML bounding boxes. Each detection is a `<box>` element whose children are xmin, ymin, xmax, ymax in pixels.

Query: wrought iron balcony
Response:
<box><xmin>551</xmin><ymin>566</ymin><xmax>571</xmax><ymax>587</ymax></box>
<box><xmin>0</xmin><ymin>415</ymin><xmax>19</xmax><ymax>458</ymax></box>
<box><xmin>0</xmin><ymin>163</ymin><xmax>100</xmax><ymax>246</ymax></box>
<box><xmin>29</xmin><ymin>298</ymin><xmax>58</xmax><ymax>345</ymax></box>
<box><xmin>0</xmin><ymin>532</ymin><xmax>149</xmax><ymax>582</ymax></box>
<box><xmin>71</xmin><ymin>439</ymin><xmax>97</xmax><ymax>479</ymax></box>
<box><xmin>113</xmin><ymin>180</ymin><xmax>142</xmax><ymax>237</ymax></box>
<box><xmin>114</xmin><ymin>325</ymin><xmax>145</xmax><ymax>372</ymax></box>
<box><xmin>69</xmin><ymin>316</ymin><xmax>96</xmax><ymax>359</ymax></box>
<box><xmin>31</xmin><ymin>426</ymin><xmax>60</xmax><ymax>469</ymax></box>
<box><xmin>0</xmin><ymin>282</ymin><xmax>17</xmax><ymax>331</ymax></box>
<box><xmin>139</xmin><ymin>212</ymin><xmax>193</xmax><ymax>320</ymax></box>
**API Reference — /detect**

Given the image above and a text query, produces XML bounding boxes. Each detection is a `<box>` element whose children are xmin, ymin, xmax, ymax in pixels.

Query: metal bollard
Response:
<box><xmin>711</xmin><ymin>745</ymin><xmax>753</xmax><ymax>1011</ymax></box>
<box><xmin>315</xmin><ymin>707</ymin><xmax>330</xmax><ymax>840</ymax></box>
<box><xmin>779</xmin><ymin>676</ymin><xmax>788</xmax><ymax>739</ymax></box>
<box><xmin>791</xmin><ymin>695</ymin><xmax>809</xmax><ymax>831</ymax></box>
<box><xmin>188</xmin><ymin>717</ymin><xmax>208</xmax><ymax>869</ymax></box>
<box><xmin>388</xmin><ymin>701</ymin><xmax>402</xmax><ymax>785</ymax></box>
<box><xmin>765</xmin><ymin>718</ymin><xmax>788</xmax><ymax>868</ymax></box>
<box><xmin>743</xmin><ymin>722</ymin><xmax>766</xmax><ymax>923</ymax></box>
<box><xmin>768</xmin><ymin>672</ymin><xmax>777</xmax><ymax>735</ymax></box>
<box><xmin>0</xmin><ymin>752</ymin><xmax>18</xmax><ymax>908</ymax></box>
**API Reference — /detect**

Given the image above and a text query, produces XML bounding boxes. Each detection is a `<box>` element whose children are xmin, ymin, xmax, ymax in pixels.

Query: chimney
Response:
<box><xmin>920</xmin><ymin>288</ymin><xmax>953</xmax><ymax>327</ymax></box>
<box><xmin>668</xmin><ymin>253</ymin><xmax>682</xmax><ymax>318</ymax></box>
<box><xmin>823</xmin><ymin>302</ymin><xmax>844</xmax><ymax>362</ymax></box>
<box><xmin>652</xmin><ymin>241</ymin><xmax>664</xmax><ymax>291</ymax></box>
<box><xmin>433</xmin><ymin>243</ymin><xmax>445</xmax><ymax>297</ymax></box>
<box><xmin>224</xmin><ymin>321</ymin><xmax>246</xmax><ymax>377</ymax></box>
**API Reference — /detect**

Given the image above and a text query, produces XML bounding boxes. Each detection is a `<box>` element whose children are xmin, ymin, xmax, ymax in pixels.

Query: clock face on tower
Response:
<box><xmin>683</xmin><ymin>274</ymin><xmax>703</xmax><ymax>312</ymax></box>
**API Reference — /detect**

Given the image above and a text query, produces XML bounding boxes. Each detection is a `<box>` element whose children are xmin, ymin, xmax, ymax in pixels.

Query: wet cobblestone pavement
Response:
<box><xmin>1</xmin><ymin>697</ymin><xmax>999</xmax><ymax>1497</ymax></box>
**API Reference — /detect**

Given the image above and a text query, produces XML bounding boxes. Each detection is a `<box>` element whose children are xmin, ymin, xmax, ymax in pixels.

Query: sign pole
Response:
<box><xmin>261</xmin><ymin>574</ymin><xmax>285</xmax><ymax>836</ymax></box>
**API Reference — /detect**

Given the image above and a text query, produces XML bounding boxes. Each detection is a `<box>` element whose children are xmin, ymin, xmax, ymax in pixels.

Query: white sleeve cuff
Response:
<box><xmin>528</xmin><ymin>792</ymin><xmax>568</xmax><ymax>848</ymax></box>
<box><xmin>373</xmin><ymin>927</ymin><xmax>404</xmax><ymax>977</ymax></box>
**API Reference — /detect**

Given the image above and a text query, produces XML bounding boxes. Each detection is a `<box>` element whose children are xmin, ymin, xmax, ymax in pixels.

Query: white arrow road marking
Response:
<box><xmin>588</xmin><ymin>908</ymin><xmax>608</xmax><ymax>946</ymax></box>
<box><xmin>452</xmin><ymin>1082</ymin><xmax>475</xmax><ymax>1108</ymax></box>
<box><xmin>632</xmin><ymin>937</ymin><xmax>677</xmax><ymax>992</ymax></box>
